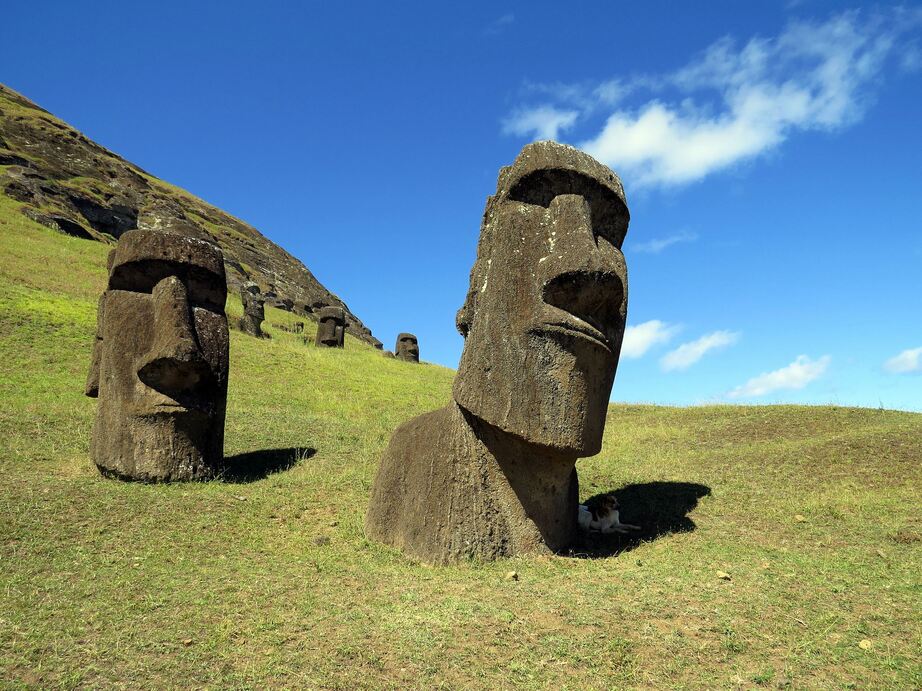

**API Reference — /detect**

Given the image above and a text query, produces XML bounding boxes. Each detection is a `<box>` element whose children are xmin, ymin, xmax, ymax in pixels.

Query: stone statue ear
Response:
<box><xmin>85</xmin><ymin>295</ymin><xmax>106</xmax><ymax>397</ymax></box>
<box><xmin>456</xmin><ymin>291</ymin><xmax>477</xmax><ymax>337</ymax></box>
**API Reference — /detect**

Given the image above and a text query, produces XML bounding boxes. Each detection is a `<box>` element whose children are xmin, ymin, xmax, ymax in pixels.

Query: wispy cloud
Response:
<box><xmin>727</xmin><ymin>354</ymin><xmax>830</xmax><ymax>398</ymax></box>
<box><xmin>632</xmin><ymin>230</ymin><xmax>698</xmax><ymax>254</ymax></box>
<box><xmin>661</xmin><ymin>330</ymin><xmax>740</xmax><ymax>371</ymax></box>
<box><xmin>621</xmin><ymin>320</ymin><xmax>680</xmax><ymax>359</ymax></box>
<box><xmin>884</xmin><ymin>347</ymin><xmax>922</xmax><ymax>374</ymax></box>
<box><xmin>501</xmin><ymin>105</ymin><xmax>578</xmax><ymax>140</ymax></box>
<box><xmin>503</xmin><ymin>9</ymin><xmax>922</xmax><ymax>188</ymax></box>
<box><xmin>483</xmin><ymin>13</ymin><xmax>515</xmax><ymax>37</ymax></box>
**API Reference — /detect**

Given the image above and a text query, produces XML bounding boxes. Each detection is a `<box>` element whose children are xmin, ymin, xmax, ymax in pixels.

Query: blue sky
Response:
<box><xmin>4</xmin><ymin>1</ymin><xmax>921</xmax><ymax>410</ymax></box>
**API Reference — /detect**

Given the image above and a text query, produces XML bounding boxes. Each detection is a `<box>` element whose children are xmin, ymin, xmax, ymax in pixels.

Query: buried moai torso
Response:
<box><xmin>84</xmin><ymin>230</ymin><xmax>230</xmax><ymax>481</ymax></box>
<box><xmin>315</xmin><ymin>306</ymin><xmax>345</xmax><ymax>348</ymax></box>
<box><xmin>366</xmin><ymin>141</ymin><xmax>630</xmax><ymax>563</ymax></box>
<box><xmin>239</xmin><ymin>281</ymin><xmax>266</xmax><ymax>337</ymax></box>
<box><xmin>395</xmin><ymin>333</ymin><xmax>419</xmax><ymax>362</ymax></box>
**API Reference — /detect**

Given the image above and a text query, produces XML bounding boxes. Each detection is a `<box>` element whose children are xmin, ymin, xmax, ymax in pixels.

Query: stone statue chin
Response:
<box><xmin>85</xmin><ymin>230</ymin><xmax>229</xmax><ymax>482</ymax></box>
<box><xmin>366</xmin><ymin>141</ymin><xmax>630</xmax><ymax>564</ymax></box>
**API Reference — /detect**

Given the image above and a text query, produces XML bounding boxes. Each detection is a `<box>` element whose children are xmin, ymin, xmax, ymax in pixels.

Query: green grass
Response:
<box><xmin>1</xmin><ymin>213</ymin><xmax>920</xmax><ymax>689</ymax></box>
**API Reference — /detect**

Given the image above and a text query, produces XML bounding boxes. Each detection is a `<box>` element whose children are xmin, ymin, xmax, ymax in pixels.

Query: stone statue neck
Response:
<box><xmin>451</xmin><ymin>400</ymin><xmax>579</xmax><ymax>553</ymax></box>
<box><xmin>454</xmin><ymin>401</ymin><xmax>578</xmax><ymax>465</ymax></box>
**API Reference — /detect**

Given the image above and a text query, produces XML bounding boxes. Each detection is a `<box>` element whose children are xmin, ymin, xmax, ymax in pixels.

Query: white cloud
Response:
<box><xmin>901</xmin><ymin>42</ymin><xmax>922</xmax><ymax>71</ymax></box>
<box><xmin>728</xmin><ymin>354</ymin><xmax>830</xmax><ymax>398</ymax></box>
<box><xmin>661</xmin><ymin>330</ymin><xmax>740</xmax><ymax>371</ymax></box>
<box><xmin>503</xmin><ymin>9</ymin><xmax>922</xmax><ymax>188</ymax></box>
<box><xmin>483</xmin><ymin>13</ymin><xmax>515</xmax><ymax>37</ymax></box>
<box><xmin>593</xmin><ymin>79</ymin><xmax>631</xmax><ymax>106</ymax></box>
<box><xmin>632</xmin><ymin>230</ymin><xmax>698</xmax><ymax>254</ymax></box>
<box><xmin>884</xmin><ymin>347</ymin><xmax>922</xmax><ymax>374</ymax></box>
<box><xmin>621</xmin><ymin>320</ymin><xmax>680</xmax><ymax>359</ymax></box>
<box><xmin>501</xmin><ymin>105</ymin><xmax>578</xmax><ymax>140</ymax></box>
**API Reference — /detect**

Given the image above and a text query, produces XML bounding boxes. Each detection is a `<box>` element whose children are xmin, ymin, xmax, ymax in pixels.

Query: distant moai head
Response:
<box><xmin>315</xmin><ymin>306</ymin><xmax>345</xmax><ymax>348</ymax></box>
<box><xmin>85</xmin><ymin>230</ymin><xmax>229</xmax><ymax>481</ymax></box>
<box><xmin>239</xmin><ymin>281</ymin><xmax>265</xmax><ymax>337</ymax></box>
<box><xmin>395</xmin><ymin>333</ymin><xmax>419</xmax><ymax>362</ymax></box>
<box><xmin>453</xmin><ymin>141</ymin><xmax>630</xmax><ymax>455</ymax></box>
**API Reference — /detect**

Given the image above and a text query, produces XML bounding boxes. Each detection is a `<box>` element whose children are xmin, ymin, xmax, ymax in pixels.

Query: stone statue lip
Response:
<box><xmin>149</xmin><ymin>402</ymin><xmax>205</xmax><ymax>413</ymax></box>
<box><xmin>533</xmin><ymin>312</ymin><xmax>613</xmax><ymax>353</ymax></box>
<box><xmin>132</xmin><ymin>393</ymin><xmax>213</xmax><ymax>418</ymax></box>
<box><xmin>535</xmin><ymin>270</ymin><xmax>625</xmax><ymax>354</ymax></box>
<box><xmin>140</xmin><ymin>405</ymin><xmax>207</xmax><ymax>416</ymax></box>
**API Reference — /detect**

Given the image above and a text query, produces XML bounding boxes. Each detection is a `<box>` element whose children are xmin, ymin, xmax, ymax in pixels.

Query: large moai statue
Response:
<box><xmin>395</xmin><ymin>333</ymin><xmax>419</xmax><ymax>362</ymax></box>
<box><xmin>239</xmin><ymin>281</ymin><xmax>266</xmax><ymax>338</ymax></box>
<box><xmin>366</xmin><ymin>142</ymin><xmax>630</xmax><ymax>563</ymax></box>
<box><xmin>315</xmin><ymin>306</ymin><xmax>345</xmax><ymax>348</ymax></box>
<box><xmin>84</xmin><ymin>230</ymin><xmax>230</xmax><ymax>481</ymax></box>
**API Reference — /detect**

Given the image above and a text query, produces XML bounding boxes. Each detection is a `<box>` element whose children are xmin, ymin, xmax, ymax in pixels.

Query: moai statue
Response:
<box><xmin>395</xmin><ymin>333</ymin><xmax>419</xmax><ymax>362</ymax></box>
<box><xmin>315</xmin><ymin>306</ymin><xmax>345</xmax><ymax>348</ymax></box>
<box><xmin>366</xmin><ymin>142</ymin><xmax>630</xmax><ymax>563</ymax></box>
<box><xmin>293</xmin><ymin>321</ymin><xmax>304</xmax><ymax>334</ymax></box>
<box><xmin>239</xmin><ymin>281</ymin><xmax>265</xmax><ymax>338</ymax></box>
<box><xmin>84</xmin><ymin>230</ymin><xmax>230</xmax><ymax>481</ymax></box>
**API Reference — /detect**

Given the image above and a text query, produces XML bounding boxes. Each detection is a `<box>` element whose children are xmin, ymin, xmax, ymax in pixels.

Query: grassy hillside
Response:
<box><xmin>1</xmin><ymin>206</ymin><xmax>920</xmax><ymax>688</ymax></box>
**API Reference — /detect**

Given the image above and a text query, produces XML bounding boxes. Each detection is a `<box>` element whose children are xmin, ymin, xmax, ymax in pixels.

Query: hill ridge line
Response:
<box><xmin>0</xmin><ymin>82</ymin><xmax>382</xmax><ymax>348</ymax></box>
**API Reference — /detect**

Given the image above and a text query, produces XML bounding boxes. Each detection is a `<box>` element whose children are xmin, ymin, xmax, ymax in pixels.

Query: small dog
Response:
<box><xmin>577</xmin><ymin>494</ymin><xmax>641</xmax><ymax>534</ymax></box>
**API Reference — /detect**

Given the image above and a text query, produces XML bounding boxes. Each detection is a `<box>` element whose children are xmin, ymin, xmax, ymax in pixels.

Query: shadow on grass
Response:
<box><xmin>569</xmin><ymin>481</ymin><xmax>711</xmax><ymax>559</ymax></box>
<box><xmin>221</xmin><ymin>447</ymin><xmax>316</xmax><ymax>483</ymax></box>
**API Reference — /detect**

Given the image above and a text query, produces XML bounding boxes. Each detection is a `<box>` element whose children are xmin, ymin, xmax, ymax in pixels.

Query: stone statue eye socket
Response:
<box><xmin>109</xmin><ymin>260</ymin><xmax>226</xmax><ymax>312</ymax></box>
<box><xmin>507</xmin><ymin>169</ymin><xmax>629</xmax><ymax>248</ymax></box>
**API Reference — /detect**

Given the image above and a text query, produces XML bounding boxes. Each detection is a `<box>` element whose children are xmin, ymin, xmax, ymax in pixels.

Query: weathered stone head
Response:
<box><xmin>395</xmin><ymin>333</ymin><xmax>419</xmax><ymax>362</ymax></box>
<box><xmin>454</xmin><ymin>141</ymin><xmax>629</xmax><ymax>455</ymax></box>
<box><xmin>315</xmin><ymin>306</ymin><xmax>345</xmax><ymax>348</ymax></box>
<box><xmin>365</xmin><ymin>141</ymin><xmax>630</xmax><ymax>564</ymax></box>
<box><xmin>239</xmin><ymin>281</ymin><xmax>265</xmax><ymax>338</ymax></box>
<box><xmin>84</xmin><ymin>230</ymin><xmax>229</xmax><ymax>481</ymax></box>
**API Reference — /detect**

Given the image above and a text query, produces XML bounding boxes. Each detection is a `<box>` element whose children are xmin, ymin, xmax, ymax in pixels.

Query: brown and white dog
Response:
<box><xmin>577</xmin><ymin>494</ymin><xmax>641</xmax><ymax>534</ymax></box>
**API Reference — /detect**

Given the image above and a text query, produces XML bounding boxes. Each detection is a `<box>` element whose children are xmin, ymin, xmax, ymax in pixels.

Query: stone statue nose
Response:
<box><xmin>549</xmin><ymin>193</ymin><xmax>593</xmax><ymax>242</ymax></box>
<box><xmin>546</xmin><ymin>193</ymin><xmax>621</xmax><ymax>277</ymax></box>
<box><xmin>137</xmin><ymin>275</ymin><xmax>210</xmax><ymax>395</ymax></box>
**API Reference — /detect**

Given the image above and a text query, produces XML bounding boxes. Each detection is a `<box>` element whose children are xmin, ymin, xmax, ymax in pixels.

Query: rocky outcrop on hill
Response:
<box><xmin>0</xmin><ymin>83</ymin><xmax>381</xmax><ymax>347</ymax></box>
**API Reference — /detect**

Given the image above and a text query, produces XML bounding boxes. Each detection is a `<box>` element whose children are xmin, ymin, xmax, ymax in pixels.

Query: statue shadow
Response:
<box><xmin>568</xmin><ymin>481</ymin><xmax>711</xmax><ymax>559</ymax></box>
<box><xmin>221</xmin><ymin>447</ymin><xmax>316</xmax><ymax>483</ymax></box>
